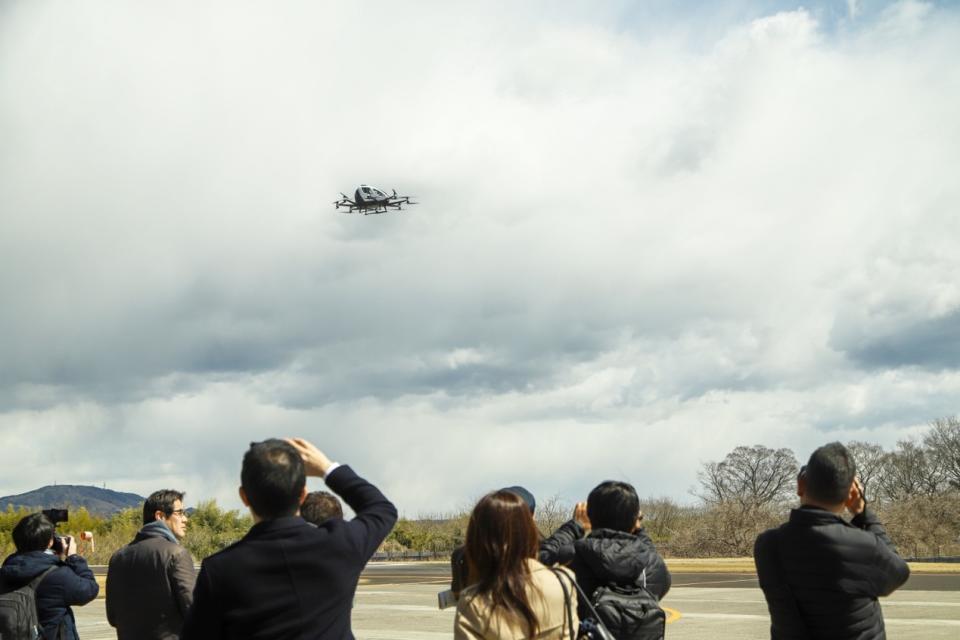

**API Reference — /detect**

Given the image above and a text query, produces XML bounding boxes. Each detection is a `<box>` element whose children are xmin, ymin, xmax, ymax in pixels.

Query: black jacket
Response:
<box><xmin>0</xmin><ymin>550</ymin><xmax>99</xmax><ymax>640</ymax></box>
<box><xmin>540</xmin><ymin>520</ymin><xmax>671</xmax><ymax>620</ymax></box>
<box><xmin>754</xmin><ymin>506</ymin><xmax>910</xmax><ymax>640</ymax></box>
<box><xmin>180</xmin><ymin>465</ymin><xmax>398</xmax><ymax>640</ymax></box>
<box><xmin>106</xmin><ymin>523</ymin><xmax>196</xmax><ymax>639</ymax></box>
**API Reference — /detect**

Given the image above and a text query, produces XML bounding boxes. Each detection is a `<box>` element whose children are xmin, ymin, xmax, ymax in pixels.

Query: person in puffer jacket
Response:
<box><xmin>0</xmin><ymin>513</ymin><xmax>99</xmax><ymax>640</ymax></box>
<box><xmin>754</xmin><ymin>442</ymin><xmax>910</xmax><ymax>640</ymax></box>
<box><xmin>539</xmin><ymin>481</ymin><xmax>671</xmax><ymax>621</ymax></box>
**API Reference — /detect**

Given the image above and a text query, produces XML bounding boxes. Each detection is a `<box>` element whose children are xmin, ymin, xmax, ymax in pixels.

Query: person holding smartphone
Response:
<box><xmin>754</xmin><ymin>442</ymin><xmax>910</xmax><ymax>639</ymax></box>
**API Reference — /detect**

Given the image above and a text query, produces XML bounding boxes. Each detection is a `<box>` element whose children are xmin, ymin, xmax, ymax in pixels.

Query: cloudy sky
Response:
<box><xmin>1</xmin><ymin>0</ymin><xmax>958</xmax><ymax>516</ymax></box>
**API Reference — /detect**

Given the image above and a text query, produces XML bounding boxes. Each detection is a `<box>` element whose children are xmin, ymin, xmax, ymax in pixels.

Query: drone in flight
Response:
<box><xmin>334</xmin><ymin>185</ymin><xmax>417</xmax><ymax>215</ymax></box>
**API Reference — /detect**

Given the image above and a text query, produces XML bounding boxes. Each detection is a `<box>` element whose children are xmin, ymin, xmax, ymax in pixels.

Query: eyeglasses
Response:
<box><xmin>170</xmin><ymin>509</ymin><xmax>188</xmax><ymax>518</ymax></box>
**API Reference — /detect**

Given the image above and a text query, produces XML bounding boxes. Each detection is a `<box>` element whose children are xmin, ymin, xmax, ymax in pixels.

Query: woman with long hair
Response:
<box><xmin>454</xmin><ymin>490</ymin><xmax>578</xmax><ymax>639</ymax></box>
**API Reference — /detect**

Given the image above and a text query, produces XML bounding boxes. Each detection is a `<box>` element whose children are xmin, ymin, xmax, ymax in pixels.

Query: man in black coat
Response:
<box><xmin>107</xmin><ymin>489</ymin><xmax>196</xmax><ymax>639</ymax></box>
<box><xmin>180</xmin><ymin>437</ymin><xmax>398</xmax><ymax>640</ymax></box>
<box><xmin>754</xmin><ymin>442</ymin><xmax>910</xmax><ymax>639</ymax></box>
<box><xmin>0</xmin><ymin>513</ymin><xmax>99</xmax><ymax>639</ymax></box>
<box><xmin>540</xmin><ymin>481</ymin><xmax>671</xmax><ymax>621</ymax></box>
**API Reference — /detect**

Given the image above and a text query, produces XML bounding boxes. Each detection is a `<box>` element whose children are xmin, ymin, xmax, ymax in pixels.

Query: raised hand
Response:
<box><xmin>285</xmin><ymin>438</ymin><xmax>334</xmax><ymax>477</ymax></box>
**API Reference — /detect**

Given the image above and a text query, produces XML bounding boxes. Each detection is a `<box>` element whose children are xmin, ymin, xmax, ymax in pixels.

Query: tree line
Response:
<box><xmin>386</xmin><ymin>416</ymin><xmax>960</xmax><ymax>559</ymax></box>
<box><xmin>0</xmin><ymin>500</ymin><xmax>253</xmax><ymax>563</ymax></box>
<box><xmin>2</xmin><ymin>416</ymin><xmax>958</xmax><ymax>561</ymax></box>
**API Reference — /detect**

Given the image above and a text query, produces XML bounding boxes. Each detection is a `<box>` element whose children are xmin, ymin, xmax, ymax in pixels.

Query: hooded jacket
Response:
<box><xmin>540</xmin><ymin>520</ymin><xmax>671</xmax><ymax>621</ymax></box>
<box><xmin>0</xmin><ymin>550</ymin><xmax>99</xmax><ymax>640</ymax></box>
<box><xmin>106</xmin><ymin>520</ymin><xmax>196</xmax><ymax>640</ymax></box>
<box><xmin>754</xmin><ymin>506</ymin><xmax>910</xmax><ymax>640</ymax></box>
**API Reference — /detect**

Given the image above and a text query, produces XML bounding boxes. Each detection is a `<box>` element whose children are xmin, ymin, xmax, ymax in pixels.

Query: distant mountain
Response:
<box><xmin>0</xmin><ymin>485</ymin><xmax>144</xmax><ymax>516</ymax></box>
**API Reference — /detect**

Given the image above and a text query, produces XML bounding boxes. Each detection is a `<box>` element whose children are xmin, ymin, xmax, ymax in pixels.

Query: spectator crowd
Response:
<box><xmin>0</xmin><ymin>439</ymin><xmax>910</xmax><ymax>639</ymax></box>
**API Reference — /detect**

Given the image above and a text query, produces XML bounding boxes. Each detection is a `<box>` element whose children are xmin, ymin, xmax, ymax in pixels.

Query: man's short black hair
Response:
<box><xmin>241</xmin><ymin>439</ymin><xmax>305</xmax><ymax>520</ymax></box>
<box><xmin>587</xmin><ymin>480</ymin><xmax>640</xmax><ymax>532</ymax></box>
<box><xmin>805</xmin><ymin>442</ymin><xmax>857</xmax><ymax>505</ymax></box>
<box><xmin>12</xmin><ymin>513</ymin><xmax>55</xmax><ymax>553</ymax></box>
<box><xmin>143</xmin><ymin>489</ymin><xmax>185</xmax><ymax>525</ymax></box>
<box><xmin>300</xmin><ymin>491</ymin><xmax>343</xmax><ymax>525</ymax></box>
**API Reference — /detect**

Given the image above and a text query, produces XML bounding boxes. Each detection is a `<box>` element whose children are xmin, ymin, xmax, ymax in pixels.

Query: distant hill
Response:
<box><xmin>0</xmin><ymin>485</ymin><xmax>144</xmax><ymax>516</ymax></box>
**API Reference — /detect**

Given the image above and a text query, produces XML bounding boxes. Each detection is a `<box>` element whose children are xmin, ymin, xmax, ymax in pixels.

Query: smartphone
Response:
<box><xmin>437</xmin><ymin>589</ymin><xmax>458</xmax><ymax>610</ymax></box>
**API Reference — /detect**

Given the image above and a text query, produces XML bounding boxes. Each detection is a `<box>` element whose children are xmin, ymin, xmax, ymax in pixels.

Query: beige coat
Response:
<box><xmin>454</xmin><ymin>559</ymin><xmax>579</xmax><ymax>640</ymax></box>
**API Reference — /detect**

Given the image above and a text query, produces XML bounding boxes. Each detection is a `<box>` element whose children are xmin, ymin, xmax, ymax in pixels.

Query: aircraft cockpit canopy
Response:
<box><xmin>356</xmin><ymin>185</ymin><xmax>388</xmax><ymax>202</ymax></box>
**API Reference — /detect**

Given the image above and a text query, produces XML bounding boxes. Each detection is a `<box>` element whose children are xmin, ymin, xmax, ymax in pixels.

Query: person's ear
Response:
<box><xmin>299</xmin><ymin>485</ymin><xmax>308</xmax><ymax>505</ymax></box>
<box><xmin>154</xmin><ymin>510</ymin><xmax>165</xmax><ymax>522</ymax></box>
<box><xmin>239</xmin><ymin>486</ymin><xmax>250</xmax><ymax>507</ymax></box>
<box><xmin>797</xmin><ymin>474</ymin><xmax>806</xmax><ymax>498</ymax></box>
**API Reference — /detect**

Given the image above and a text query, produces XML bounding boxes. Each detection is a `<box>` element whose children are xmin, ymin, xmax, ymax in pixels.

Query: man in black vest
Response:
<box><xmin>181</xmin><ymin>437</ymin><xmax>397</xmax><ymax>640</ymax></box>
<box><xmin>755</xmin><ymin>442</ymin><xmax>910</xmax><ymax>639</ymax></box>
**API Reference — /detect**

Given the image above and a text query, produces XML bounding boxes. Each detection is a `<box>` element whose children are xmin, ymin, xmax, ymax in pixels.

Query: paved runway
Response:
<box><xmin>80</xmin><ymin>562</ymin><xmax>960</xmax><ymax>639</ymax></box>
<box><xmin>358</xmin><ymin>561</ymin><xmax>960</xmax><ymax>591</ymax></box>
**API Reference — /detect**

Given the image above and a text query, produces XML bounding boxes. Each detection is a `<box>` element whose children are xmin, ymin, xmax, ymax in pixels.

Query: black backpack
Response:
<box><xmin>589</xmin><ymin>569</ymin><xmax>665</xmax><ymax>640</ymax></box>
<box><xmin>0</xmin><ymin>566</ymin><xmax>57</xmax><ymax>640</ymax></box>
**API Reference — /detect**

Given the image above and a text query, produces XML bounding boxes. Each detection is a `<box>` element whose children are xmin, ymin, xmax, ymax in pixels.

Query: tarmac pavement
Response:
<box><xmin>76</xmin><ymin>562</ymin><xmax>960</xmax><ymax>639</ymax></box>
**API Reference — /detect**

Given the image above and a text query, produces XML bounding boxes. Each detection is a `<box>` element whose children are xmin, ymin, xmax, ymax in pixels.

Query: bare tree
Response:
<box><xmin>880</xmin><ymin>492</ymin><xmax>960</xmax><ymax>558</ymax></box>
<box><xmin>534</xmin><ymin>494</ymin><xmax>572</xmax><ymax>538</ymax></box>
<box><xmin>697</xmin><ymin>445</ymin><xmax>799</xmax><ymax>510</ymax></box>
<box><xmin>924</xmin><ymin>416</ymin><xmax>960</xmax><ymax>490</ymax></box>
<box><xmin>668</xmin><ymin>504</ymin><xmax>782</xmax><ymax>557</ymax></box>
<box><xmin>880</xmin><ymin>440</ymin><xmax>947</xmax><ymax>501</ymax></box>
<box><xmin>846</xmin><ymin>441</ymin><xmax>887</xmax><ymax>504</ymax></box>
<box><xmin>637</xmin><ymin>497</ymin><xmax>685</xmax><ymax>542</ymax></box>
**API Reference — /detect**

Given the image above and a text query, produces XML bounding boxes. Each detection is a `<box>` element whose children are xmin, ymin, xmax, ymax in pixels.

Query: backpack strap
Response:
<box><xmin>557</xmin><ymin>569</ymin><xmax>617</xmax><ymax>640</ymax></box>
<box><xmin>28</xmin><ymin>566</ymin><xmax>58</xmax><ymax>591</ymax></box>
<box><xmin>549</xmin><ymin>568</ymin><xmax>577</xmax><ymax>640</ymax></box>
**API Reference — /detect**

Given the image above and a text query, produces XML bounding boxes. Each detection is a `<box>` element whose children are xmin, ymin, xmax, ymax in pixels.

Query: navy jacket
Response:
<box><xmin>540</xmin><ymin>520</ymin><xmax>671</xmax><ymax>620</ymax></box>
<box><xmin>181</xmin><ymin>465</ymin><xmax>397</xmax><ymax>640</ymax></box>
<box><xmin>754</xmin><ymin>506</ymin><xmax>910</xmax><ymax>640</ymax></box>
<box><xmin>0</xmin><ymin>550</ymin><xmax>99</xmax><ymax>639</ymax></box>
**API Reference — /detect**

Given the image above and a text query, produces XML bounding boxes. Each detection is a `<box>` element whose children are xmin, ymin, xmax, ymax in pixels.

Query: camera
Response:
<box><xmin>42</xmin><ymin>508</ymin><xmax>68</xmax><ymax>524</ymax></box>
<box><xmin>42</xmin><ymin>508</ymin><xmax>70</xmax><ymax>554</ymax></box>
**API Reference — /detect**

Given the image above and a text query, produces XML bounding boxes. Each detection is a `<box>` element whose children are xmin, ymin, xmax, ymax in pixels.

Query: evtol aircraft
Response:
<box><xmin>333</xmin><ymin>185</ymin><xmax>417</xmax><ymax>214</ymax></box>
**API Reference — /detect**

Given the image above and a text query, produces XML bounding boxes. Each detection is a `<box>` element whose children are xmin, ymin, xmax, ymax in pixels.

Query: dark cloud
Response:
<box><xmin>833</xmin><ymin>310</ymin><xmax>960</xmax><ymax>371</ymax></box>
<box><xmin>1</xmin><ymin>1</ymin><xmax>959</xmax><ymax>512</ymax></box>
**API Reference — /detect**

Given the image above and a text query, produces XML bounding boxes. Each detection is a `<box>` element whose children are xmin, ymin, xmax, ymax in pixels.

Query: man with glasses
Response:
<box><xmin>107</xmin><ymin>489</ymin><xmax>195</xmax><ymax>640</ymax></box>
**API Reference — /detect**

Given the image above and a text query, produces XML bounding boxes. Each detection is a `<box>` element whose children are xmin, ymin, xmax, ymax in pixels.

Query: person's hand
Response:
<box><xmin>573</xmin><ymin>502</ymin><xmax>591</xmax><ymax>532</ymax></box>
<box><xmin>63</xmin><ymin>535</ymin><xmax>77</xmax><ymax>558</ymax></box>
<box><xmin>286</xmin><ymin>438</ymin><xmax>333</xmax><ymax>477</ymax></box>
<box><xmin>845</xmin><ymin>478</ymin><xmax>866</xmax><ymax>516</ymax></box>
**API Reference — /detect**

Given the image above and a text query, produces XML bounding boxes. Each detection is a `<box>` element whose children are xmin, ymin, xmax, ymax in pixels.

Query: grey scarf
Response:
<box><xmin>141</xmin><ymin>519</ymin><xmax>179</xmax><ymax>544</ymax></box>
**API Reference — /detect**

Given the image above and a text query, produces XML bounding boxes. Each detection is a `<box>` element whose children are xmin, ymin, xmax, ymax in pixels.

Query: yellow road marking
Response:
<box><xmin>663</xmin><ymin>606</ymin><xmax>681</xmax><ymax>624</ymax></box>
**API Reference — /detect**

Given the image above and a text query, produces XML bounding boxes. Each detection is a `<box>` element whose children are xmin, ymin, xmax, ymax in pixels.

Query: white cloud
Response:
<box><xmin>1</xmin><ymin>1</ymin><xmax>959</xmax><ymax>514</ymax></box>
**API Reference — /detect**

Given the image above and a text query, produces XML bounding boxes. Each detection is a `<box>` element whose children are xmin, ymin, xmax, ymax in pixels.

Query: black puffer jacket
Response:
<box><xmin>540</xmin><ymin>520</ymin><xmax>671</xmax><ymax>620</ymax></box>
<box><xmin>754</xmin><ymin>506</ymin><xmax>910</xmax><ymax>640</ymax></box>
<box><xmin>0</xmin><ymin>550</ymin><xmax>99</xmax><ymax>640</ymax></box>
